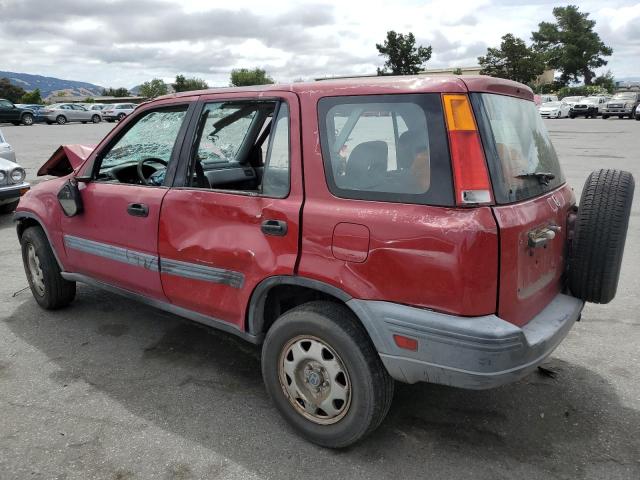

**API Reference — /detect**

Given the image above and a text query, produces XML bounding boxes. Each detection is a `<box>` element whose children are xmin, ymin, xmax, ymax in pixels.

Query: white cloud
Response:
<box><xmin>0</xmin><ymin>0</ymin><xmax>638</xmax><ymax>88</ymax></box>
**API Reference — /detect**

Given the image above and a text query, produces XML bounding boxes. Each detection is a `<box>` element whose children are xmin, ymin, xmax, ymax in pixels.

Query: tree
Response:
<box><xmin>452</xmin><ymin>67</ymin><xmax>463</xmax><ymax>75</ymax></box>
<box><xmin>0</xmin><ymin>77</ymin><xmax>26</xmax><ymax>103</ymax></box>
<box><xmin>20</xmin><ymin>88</ymin><xmax>43</xmax><ymax>104</ymax></box>
<box><xmin>376</xmin><ymin>31</ymin><xmax>432</xmax><ymax>75</ymax></box>
<box><xmin>101</xmin><ymin>87</ymin><xmax>130</xmax><ymax>97</ymax></box>
<box><xmin>478</xmin><ymin>34</ymin><xmax>545</xmax><ymax>84</ymax></box>
<box><xmin>532</xmin><ymin>5</ymin><xmax>612</xmax><ymax>85</ymax></box>
<box><xmin>83</xmin><ymin>97</ymin><xmax>96</xmax><ymax>103</ymax></box>
<box><xmin>172</xmin><ymin>75</ymin><xmax>208</xmax><ymax>92</ymax></box>
<box><xmin>139</xmin><ymin>79</ymin><xmax>168</xmax><ymax>99</ymax></box>
<box><xmin>593</xmin><ymin>70</ymin><xmax>615</xmax><ymax>93</ymax></box>
<box><xmin>229</xmin><ymin>68</ymin><xmax>274</xmax><ymax>87</ymax></box>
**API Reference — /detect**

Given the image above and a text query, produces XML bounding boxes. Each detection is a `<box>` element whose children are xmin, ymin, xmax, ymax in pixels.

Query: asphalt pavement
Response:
<box><xmin>0</xmin><ymin>119</ymin><xmax>639</xmax><ymax>479</ymax></box>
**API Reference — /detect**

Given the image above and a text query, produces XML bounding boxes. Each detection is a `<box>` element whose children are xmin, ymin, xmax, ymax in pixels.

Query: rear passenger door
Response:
<box><xmin>158</xmin><ymin>92</ymin><xmax>303</xmax><ymax>331</ymax></box>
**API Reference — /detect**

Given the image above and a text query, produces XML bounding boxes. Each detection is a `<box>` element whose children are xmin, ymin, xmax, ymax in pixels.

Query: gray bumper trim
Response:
<box><xmin>348</xmin><ymin>293</ymin><xmax>584</xmax><ymax>389</ymax></box>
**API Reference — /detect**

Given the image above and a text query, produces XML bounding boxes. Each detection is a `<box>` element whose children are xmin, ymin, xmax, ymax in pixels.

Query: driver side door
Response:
<box><xmin>60</xmin><ymin>103</ymin><xmax>193</xmax><ymax>300</ymax></box>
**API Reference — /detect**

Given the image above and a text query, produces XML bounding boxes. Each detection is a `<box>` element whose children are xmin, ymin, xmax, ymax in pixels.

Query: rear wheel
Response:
<box><xmin>20</xmin><ymin>226</ymin><xmax>76</xmax><ymax>309</ymax></box>
<box><xmin>618</xmin><ymin>115</ymin><xmax>624</xmax><ymax>119</ymax></box>
<box><xmin>602</xmin><ymin>114</ymin><xmax>609</xmax><ymax>119</ymax></box>
<box><xmin>91</xmin><ymin>114</ymin><xmax>101</xmax><ymax>123</ymax></box>
<box><xmin>56</xmin><ymin>115</ymin><xmax>67</xmax><ymax>125</ymax></box>
<box><xmin>261</xmin><ymin>301</ymin><xmax>394</xmax><ymax>448</ymax></box>
<box><xmin>21</xmin><ymin>113</ymin><xmax>34</xmax><ymax>126</ymax></box>
<box><xmin>569</xmin><ymin>169</ymin><xmax>635</xmax><ymax>303</ymax></box>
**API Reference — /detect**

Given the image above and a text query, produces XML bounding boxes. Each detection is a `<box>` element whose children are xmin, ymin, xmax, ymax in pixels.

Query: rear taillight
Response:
<box><xmin>442</xmin><ymin>94</ymin><xmax>493</xmax><ymax>206</ymax></box>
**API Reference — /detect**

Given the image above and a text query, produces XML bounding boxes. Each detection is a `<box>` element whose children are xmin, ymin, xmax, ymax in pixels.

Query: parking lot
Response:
<box><xmin>0</xmin><ymin>119</ymin><xmax>639</xmax><ymax>479</ymax></box>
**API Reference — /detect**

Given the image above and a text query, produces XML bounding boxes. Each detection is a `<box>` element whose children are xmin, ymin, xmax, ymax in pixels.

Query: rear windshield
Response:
<box><xmin>471</xmin><ymin>93</ymin><xmax>565</xmax><ymax>204</ymax></box>
<box><xmin>317</xmin><ymin>94</ymin><xmax>453</xmax><ymax>206</ymax></box>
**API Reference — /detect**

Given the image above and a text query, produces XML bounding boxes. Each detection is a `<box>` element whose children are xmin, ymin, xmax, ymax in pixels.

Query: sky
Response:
<box><xmin>0</xmin><ymin>0</ymin><xmax>638</xmax><ymax>89</ymax></box>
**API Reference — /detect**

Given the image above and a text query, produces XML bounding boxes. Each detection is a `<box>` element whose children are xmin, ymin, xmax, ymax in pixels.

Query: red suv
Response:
<box><xmin>14</xmin><ymin>76</ymin><xmax>634</xmax><ymax>448</ymax></box>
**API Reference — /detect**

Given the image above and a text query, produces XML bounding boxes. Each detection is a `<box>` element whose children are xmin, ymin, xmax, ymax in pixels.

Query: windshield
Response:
<box><xmin>612</xmin><ymin>93</ymin><xmax>635</xmax><ymax>100</ymax></box>
<box><xmin>542</xmin><ymin>102</ymin><xmax>561</xmax><ymax>107</ymax></box>
<box><xmin>472</xmin><ymin>93</ymin><xmax>565</xmax><ymax>204</ymax></box>
<box><xmin>563</xmin><ymin>96</ymin><xmax>583</xmax><ymax>102</ymax></box>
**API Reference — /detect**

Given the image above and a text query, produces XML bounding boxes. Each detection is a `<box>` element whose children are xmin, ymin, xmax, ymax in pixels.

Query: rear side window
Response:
<box><xmin>318</xmin><ymin>94</ymin><xmax>453</xmax><ymax>206</ymax></box>
<box><xmin>471</xmin><ymin>93</ymin><xmax>565</xmax><ymax>204</ymax></box>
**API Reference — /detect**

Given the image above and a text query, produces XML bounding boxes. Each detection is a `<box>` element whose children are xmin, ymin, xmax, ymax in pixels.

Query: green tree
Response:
<box><xmin>478</xmin><ymin>34</ymin><xmax>545</xmax><ymax>84</ymax></box>
<box><xmin>532</xmin><ymin>5</ymin><xmax>612</xmax><ymax>85</ymax></box>
<box><xmin>101</xmin><ymin>87</ymin><xmax>130</xmax><ymax>97</ymax></box>
<box><xmin>593</xmin><ymin>70</ymin><xmax>615</xmax><ymax>93</ymax></box>
<box><xmin>83</xmin><ymin>97</ymin><xmax>96</xmax><ymax>103</ymax></box>
<box><xmin>452</xmin><ymin>67</ymin><xmax>463</xmax><ymax>75</ymax></box>
<box><xmin>376</xmin><ymin>31</ymin><xmax>432</xmax><ymax>75</ymax></box>
<box><xmin>229</xmin><ymin>68</ymin><xmax>274</xmax><ymax>87</ymax></box>
<box><xmin>20</xmin><ymin>88</ymin><xmax>43</xmax><ymax>104</ymax></box>
<box><xmin>0</xmin><ymin>77</ymin><xmax>27</xmax><ymax>103</ymax></box>
<box><xmin>139</xmin><ymin>79</ymin><xmax>168</xmax><ymax>99</ymax></box>
<box><xmin>172</xmin><ymin>75</ymin><xmax>209</xmax><ymax>92</ymax></box>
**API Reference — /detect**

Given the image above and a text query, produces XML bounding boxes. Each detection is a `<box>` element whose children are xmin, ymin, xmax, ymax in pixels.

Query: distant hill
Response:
<box><xmin>0</xmin><ymin>70</ymin><xmax>104</xmax><ymax>99</ymax></box>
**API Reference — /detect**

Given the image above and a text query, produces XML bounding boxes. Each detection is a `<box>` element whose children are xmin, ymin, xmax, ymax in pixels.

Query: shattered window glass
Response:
<box><xmin>100</xmin><ymin>109</ymin><xmax>187</xmax><ymax>170</ymax></box>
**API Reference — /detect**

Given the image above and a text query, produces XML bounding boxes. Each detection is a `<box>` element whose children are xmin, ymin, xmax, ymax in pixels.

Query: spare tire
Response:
<box><xmin>569</xmin><ymin>169</ymin><xmax>635</xmax><ymax>303</ymax></box>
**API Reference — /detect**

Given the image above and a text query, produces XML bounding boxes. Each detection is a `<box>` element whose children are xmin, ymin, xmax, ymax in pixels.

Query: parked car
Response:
<box><xmin>14</xmin><ymin>76</ymin><xmax>635</xmax><ymax>448</ymax></box>
<box><xmin>635</xmin><ymin>103</ymin><xmax>640</xmax><ymax>121</ymax></box>
<box><xmin>569</xmin><ymin>96</ymin><xmax>609</xmax><ymax>118</ymax></box>
<box><xmin>0</xmin><ymin>99</ymin><xmax>35</xmax><ymax>125</ymax></box>
<box><xmin>539</xmin><ymin>94</ymin><xmax>559</xmax><ymax>103</ymax></box>
<box><xmin>15</xmin><ymin>104</ymin><xmax>47</xmax><ymax>123</ymax></box>
<box><xmin>539</xmin><ymin>100</ymin><xmax>570</xmax><ymax>118</ymax></box>
<box><xmin>101</xmin><ymin>103</ymin><xmax>136</xmax><ymax>122</ymax></box>
<box><xmin>560</xmin><ymin>96</ymin><xmax>586</xmax><ymax>109</ymax></box>
<box><xmin>602</xmin><ymin>92</ymin><xmax>640</xmax><ymax>119</ymax></box>
<box><xmin>0</xmin><ymin>128</ymin><xmax>29</xmax><ymax>213</ymax></box>
<box><xmin>42</xmin><ymin>104</ymin><xmax>103</xmax><ymax>125</ymax></box>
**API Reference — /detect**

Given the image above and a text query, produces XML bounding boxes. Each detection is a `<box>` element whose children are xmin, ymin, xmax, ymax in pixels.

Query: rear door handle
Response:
<box><xmin>127</xmin><ymin>203</ymin><xmax>149</xmax><ymax>217</ymax></box>
<box><xmin>261</xmin><ymin>219</ymin><xmax>288</xmax><ymax>236</ymax></box>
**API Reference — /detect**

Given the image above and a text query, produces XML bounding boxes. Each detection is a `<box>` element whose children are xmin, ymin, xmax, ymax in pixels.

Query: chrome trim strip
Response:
<box><xmin>160</xmin><ymin>257</ymin><xmax>244</xmax><ymax>289</ymax></box>
<box><xmin>63</xmin><ymin>235</ymin><xmax>159</xmax><ymax>271</ymax></box>
<box><xmin>60</xmin><ymin>272</ymin><xmax>261</xmax><ymax>344</ymax></box>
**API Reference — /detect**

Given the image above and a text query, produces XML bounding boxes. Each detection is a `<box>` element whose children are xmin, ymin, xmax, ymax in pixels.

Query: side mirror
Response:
<box><xmin>57</xmin><ymin>179</ymin><xmax>83</xmax><ymax>217</ymax></box>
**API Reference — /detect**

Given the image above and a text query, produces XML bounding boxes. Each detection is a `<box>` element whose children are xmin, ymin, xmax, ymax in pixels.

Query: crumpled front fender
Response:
<box><xmin>37</xmin><ymin>144</ymin><xmax>94</xmax><ymax>177</ymax></box>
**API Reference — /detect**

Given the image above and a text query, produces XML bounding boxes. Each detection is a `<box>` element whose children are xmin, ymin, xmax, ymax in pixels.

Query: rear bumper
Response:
<box><xmin>348</xmin><ymin>293</ymin><xmax>584</xmax><ymax>389</ymax></box>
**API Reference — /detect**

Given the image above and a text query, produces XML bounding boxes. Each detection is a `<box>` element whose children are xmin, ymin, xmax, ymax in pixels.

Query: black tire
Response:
<box><xmin>569</xmin><ymin>169</ymin><xmax>635</xmax><ymax>303</ymax></box>
<box><xmin>618</xmin><ymin>115</ymin><xmax>624</xmax><ymax>119</ymax></box>
<box><xmin>107</xmin><ymin>119</ymin><xmax>115</xmax><ymax>123</ymax></box>
<box><xmin>81</xmin><ymin>121</ymin><xmax>87</xmax><ymax>124</ymax></box>
<box><xmin>20</xmin><ymin>226</ymin><xmax>76</xmax><ymax>309</ymax></box>
<box><xmin>21</xmin><ymin>113</ymin><xmax>34</xmax><ymax>126</ymax></box>
<box><xmin>91</xmin><ymin>114</ymin><xmax>101</xmax><ymax>123</ymax></box>
<box><xmin>0</xmin><ymin>200</ymin><xmax>19</xmax><ymax>214</ymax></box>
<box><xmin>117</xmin><ymin>113</ymin><xmax>125</xmax><ymax>121</ymax></box>
<box><xmin>56</xmin><ymin>115</ymin><xmax>67</xmax><ymax>125</ymax></box>
<box><xmin>569</xmin><ymin>114</ymin><xmax>575</xmax><ymax>119</ymax></box>
<box><xmin>261</xmin><ymin>301</ymin><xmax>394</xmax><ymax>448</ymax></box>
<box><xmin>11</xmin><ymin>121</ymin><xmax>20</xmax><ymax>126</ymax></box>
<box><xmin>636</xmin><ymin>115</ymin><xmax>640</xmax><ymax>121</ymax></box>
<box><xmin>602</xmin><ymin>114</ymin><xmax>609</xmax><ymax>119</ymax></box>
<box><xmin>46</xmin><ymin>121</ymin><xmax>53</xmax><ymax>125</ymax></box>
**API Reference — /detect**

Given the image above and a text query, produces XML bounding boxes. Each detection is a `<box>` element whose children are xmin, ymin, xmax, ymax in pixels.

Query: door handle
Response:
<box><xmin>261</xmin><ymin>219</ymin><xmax>288</xmax><ymax>236</ymax></box>
<box><xmin>127</xmin><ymin>203</ymin><xmax>149</xmax><ymax>217</ymax></box>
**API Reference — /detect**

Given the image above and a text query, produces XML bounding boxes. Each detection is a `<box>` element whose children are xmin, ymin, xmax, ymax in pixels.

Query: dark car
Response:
<box><xmin>14</xmin><ymin>76</ymin><xmax>635</xmax><ymax>448</ymax></box>
<box><xmin>16</xmin><ymin>104</ymin><xmax>46</xmax><ymax>123</ymax></box>
<box><xmin>0</xmin><ymin>99</ymin><xmax>35</xmax><ymax>125</ymax></box>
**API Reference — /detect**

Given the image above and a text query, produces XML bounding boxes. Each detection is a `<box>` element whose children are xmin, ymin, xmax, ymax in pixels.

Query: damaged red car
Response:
<box><xmin>14</xmin><ymin>76</ymin><xmax>634</xmax><ymax>448</ymax></box>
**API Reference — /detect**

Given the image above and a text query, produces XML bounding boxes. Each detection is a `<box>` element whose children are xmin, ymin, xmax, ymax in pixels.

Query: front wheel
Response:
<box><xmin>20</xmin><ymin>226</ymin><xmax>76</xmax><ymax>309</ymax></box>
<box><xmin>602</xmin><ymin>114</ymin><xmax>609</xmax><ymax>119</ymax></box>
<box><xmin>117</xmin><ymin>113</ymin><xmax>126</xmax><ymax>121</ymax></box>
<box><xmin>261</xmin><ymin>301</ymin><xmax>394</xmax><ymax>448</ymax></box>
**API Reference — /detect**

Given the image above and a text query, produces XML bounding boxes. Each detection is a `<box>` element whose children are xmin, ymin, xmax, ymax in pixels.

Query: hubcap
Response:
<box><xmin>278</xmin><ymin>335</ymin><xmax>351</xmax><ymax>425</ymax></box>
<box><xmin>26</xmin><ymin>243</ymin><xmax>45</xmax><ymax>296</ymax></box>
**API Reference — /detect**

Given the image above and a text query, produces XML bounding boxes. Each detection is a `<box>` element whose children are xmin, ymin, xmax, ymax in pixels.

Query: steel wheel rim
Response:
<box><xmin>278</xmin><ymin>335</ymin><xmax>352</xmax><ymax>425</ymax></box>
<box><xmin>26</xmin><ymin>243</ymin><xmax>45</xmax><ymax>296</ymax></box>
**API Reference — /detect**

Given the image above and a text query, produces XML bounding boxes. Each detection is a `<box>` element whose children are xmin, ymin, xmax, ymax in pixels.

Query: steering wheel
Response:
<box><xmin>136</xmin><ymin>158</ymin><xmax>168</xmax><ymax>185</ymax></box>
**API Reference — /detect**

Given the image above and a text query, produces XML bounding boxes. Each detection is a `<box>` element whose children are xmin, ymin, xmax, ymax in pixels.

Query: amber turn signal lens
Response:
<box><xmin>393</xmin><ymin>334</ymin><xmax>418</xmax><ymax>351</ymax></box>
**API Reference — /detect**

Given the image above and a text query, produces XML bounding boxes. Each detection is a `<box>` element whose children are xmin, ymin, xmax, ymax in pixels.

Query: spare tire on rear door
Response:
<box><xmin>569</xmin><ymin>169</ymin><xmax>635</xmax><ymax>303</ymax></box>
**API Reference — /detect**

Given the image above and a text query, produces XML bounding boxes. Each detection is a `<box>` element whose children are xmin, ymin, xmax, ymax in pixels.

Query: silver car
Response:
<box><xmin>0</xmin><ymin>128</ymin><xmax>29</xmax><ymax>213</ymax></box>
<box><xmin>101</xmin><ymin>103</ymin><xmax>137</xmax><ymax>122</ymax></box>
<box><xmin>42</xmin><ymin>103</ymin><xmax>103</xmax><ymax>125</ymax></box>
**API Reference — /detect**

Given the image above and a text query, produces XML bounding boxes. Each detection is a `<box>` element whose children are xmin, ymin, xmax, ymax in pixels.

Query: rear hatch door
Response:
<box><xmin>470</xmin><ymin>92</ymin><xmax>574</xmax><ymax>326</ymax></box>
